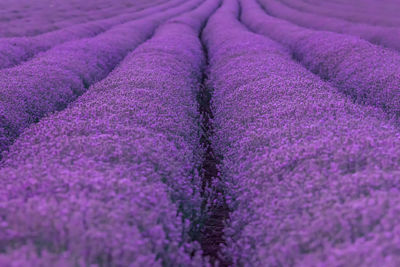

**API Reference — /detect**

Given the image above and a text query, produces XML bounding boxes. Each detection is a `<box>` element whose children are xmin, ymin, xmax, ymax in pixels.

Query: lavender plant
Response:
<box><xmin>241</xmin><ymin>0</ymin><xmax>400</xmax><ymax>118</ymax></box>
<box><xmin>258</xmin><ymin>0</ymin><xmax>400</xmax><ymax>51</ymax></box>
<box><xmin>0</xmin><ymin>0</ymin><xmax>219</xmax><ymax>264</ymax></box>
<box><xmin>0</xmin><ymin>0</ymin><xmax>165</xmax><ymax>37</ymax></box>
<box><xmin>0</xmin><ymin>0</ymin><xmax>185</xmax><ymax>70</ymax></box>
<box><xmin>0</xmin><ymin>0</ymin><xmax>202</xmax><ymax>158</ymax></box>
<box><xmin>1</xmin><ymin>0</ymin><xmax>399</xmax><ymax>265</ymax></box>
<box><xmin>279</xmin><ymin>0</ymin><xmax>400</xmax><ymax>27</ymax></box>
<box><xmin>204</xmin><ymin>0</ymin><xmax>400</xmax><ymax>265</ymax></box>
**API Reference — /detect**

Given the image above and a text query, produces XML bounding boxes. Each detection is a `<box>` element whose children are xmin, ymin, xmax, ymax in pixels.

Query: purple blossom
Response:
<box><xmin>0</xmin><ymin>0</ymin><xmax>184</xmax><ymax>70</ymax></box>
<box><xmin>0</xmin><ymin>0</ymin><xmax>203</xmax><ymax>157</ymax></box>
<box><xmin>278</xmin><ymin>0</ymin><xmax>400</xmax><ymax>27</ymax></box>
<box><xmin>203</xmin><ymin>0</ymin><xmax>400</xmax><ymax>265</ymax></box>
<box><xmin>241</xmin><ymin>0</ymin><xmax>400</xmax><ymax>117</ymax></box>
<box><xmin>0</xmin><ymin>0</ymin><xmax>167</xmax><ymax>37</ymax></box>
<box><xmin>0</xmin><ymin>0</ymin><xmax>220</xmax><ymax>264</ymax></box>
<box><xmin>1</xmin><ymin>0</ymin><xmax>400</xmax><ymax>265</ymax></box>
<box><xmin>257</xmin><ymin>0</ymin><xmax>400</xmax><ymax>51</ymax></box>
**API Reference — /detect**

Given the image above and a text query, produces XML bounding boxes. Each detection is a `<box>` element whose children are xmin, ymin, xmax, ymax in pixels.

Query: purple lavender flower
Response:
<box><xmin>278</xmin><ymin>0</ymin><xmax>400</xmax><ymax>27</ymax></box>
<box><xmin>241</xmin><ymin>0</ymin><xmax>400</xmax><ymax>117</ymax></box>
<box><xmin>0</xmin><ymin>0</ymin><xmax>203</xmax><ymax>158</ymax></box>
<box><xmin>203</xmin><ymin>0</ymin><xmax>400</xmax><ymax>265</ymax></box>
<box><xmin>0</xmin><ymin>0</ymin><xmax>186</xmax><ymax>70</ymax></box>
<box><xmin>0</xmin><ymin>0</ymin><xmax>219</xmax><ymax>264</ymax></box>
<box><xmin>257</xmin><ymin>0</ymin><xmax>400</xmax><ymax>51</ymax></box>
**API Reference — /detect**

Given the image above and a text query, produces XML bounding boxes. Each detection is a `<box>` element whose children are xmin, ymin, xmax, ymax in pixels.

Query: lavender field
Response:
<box><xmin>1</xmin><ymin>0</ymin><xmax>400</xmax><ymax>266</ymax></box>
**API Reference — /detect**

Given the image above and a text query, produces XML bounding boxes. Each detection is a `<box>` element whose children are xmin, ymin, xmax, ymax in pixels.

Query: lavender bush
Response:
<box><xmin>0</xmin><ymin>0</ymin><xmax>220</xmax><ymax>264</ymax></box>
<box><xmin>203</xmin><ymin>0</ymin><xmax>400</xmax><ymax>265</ymax></box>
<box><xmin>241</xmin><ymin>0</ymin><xmax>400</xmax><ymax>117</ymax></box>
<box><xmin>0</xmin><ymin>0</ymin><xmax>165</xmax><ymax>37</ymax></box>
<box><xmin>1</xmin><ymin>0</ymin><xmax>400</xmax><ymax>266</ymax></box>
<box><xmin>0</xmin><ymin>0</ymin><xmax>202</xmax><ymax>157</ymax></box>
<box><xmin>0</xmin><ymin>0</ymin><xmax>185</xmax><ymax>70</ymax></box>
<box><xmin>279</xmin><ymin>0</ymin><xmax>400</xmax><ymax>27</ymax></box>
<box><xmin>258</xmin><ymin>0</ymin><xmax>400</xmax><ymax>51</ymax></box>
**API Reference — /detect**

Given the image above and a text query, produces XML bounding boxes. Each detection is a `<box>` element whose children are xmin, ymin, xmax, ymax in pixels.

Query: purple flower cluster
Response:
<box><xmin>0</xmin><ymin>0</ymin><xmax>220</xmax><ymax>264</ymax></box>
<box><xmin>0</xmin><ymin>0</ymin><xmax>185</xmax><ymax>70</ymax></box>
<box><xmin>279</xmin><ymin>0</ymin><xmax>400</xmax><ymax>27</ymax></box>
<box><xmin>257</xmin><ymin>0</ymin><xmax>400</xmax><ymax>52</ymax></box>
<box><xmin>2</xmin><ymin>0</ymin><xmax>400</xmax><ymax>265</ymax></box>
<box><xmin>0</xmin><ymin>0</ymin><xmax>166</xmax><ymax>37</ymax></box>
<box><xmin>241</xmin><ymin>0</ymin><xmax>400</xmax><ymax>117</ymax></box>
<box><xmin>0</xmin><ymin>0</ymin><xmax>203</xmax><ymax>157</ymax></box>
<box><xmin>204</xmin><ymin>0</ymin><xmax>400</xmax><ymax>265</ymax></box>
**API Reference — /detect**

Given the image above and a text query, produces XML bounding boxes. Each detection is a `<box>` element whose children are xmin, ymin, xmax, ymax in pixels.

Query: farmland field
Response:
<box><xmin>1</xmin><ymin>0</ymin><xmax>400</xmax><ymax>266</ymax></box>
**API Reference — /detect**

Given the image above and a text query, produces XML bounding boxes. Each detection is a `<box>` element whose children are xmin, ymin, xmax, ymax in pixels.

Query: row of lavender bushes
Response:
<box><xmin>279</xmin><ymin>0</ymin><xmax>400</xmax><ymax>27</ymax></box>
<box><xmin>0</xmin><ymin>0</ymin><xmax>203</xmax><ymax>159</ymax></box>
<box><xmin>302</xmin><ymin>0</ymin><xmax>400</xmax><ymax>18</ymax></box>
<box><xmin>0</xmin><ymin>0</ymin><xmax>166</xmax><ymax>37</ymax></box>
<box><xmin>0</xmin><ymin>0</ymin><xmax>183</xmax><ymax>70</ymax></box>
<box><xmin>0</xmin><ymin>0</ymin><xmax>220</xmax><ymax>265</ymax></box>
<box><xmin>258</xmin><ymin>0</ymin><xmax>400</xmax><ymax>52</ymax></box>
<box><xmin>3</xmin><ymin>0</ymin><xmax>400</xmax><ymax>265</ymax></box>
<box><xmin>299</xmin><ymin>0</ymin><xmax>400</xmax><ymax>25</ymax></box>
<box><xmin>240</xmin><ymin>0</ymin><xmax>400</xmax><ymax>118</ymax></box>
<box><xmin>204</xmin><ymin>0</ymin><xmax>400</xmax><ymax>265</ymax></box>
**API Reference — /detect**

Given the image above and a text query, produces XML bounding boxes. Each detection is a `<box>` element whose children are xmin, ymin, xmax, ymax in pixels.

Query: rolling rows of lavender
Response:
<box><xmin>1</xmin><ymin>0</ymin><xmax>400</xmax><ymax>265</ymax></box>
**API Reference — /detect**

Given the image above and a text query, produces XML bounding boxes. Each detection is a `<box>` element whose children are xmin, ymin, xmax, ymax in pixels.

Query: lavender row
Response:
<box><xmin>0</xmin><ymin>0</ymin><xmax>165</xmax><ymax>37</ymax></box>
<box><xmin>240</xmin><ymin>0</ymin><xmax>400</xmax><ymax>117</ymax></box>
<box><xmin>47</xmin><ymin>0</ymin><xmax>165</xmax><ymax>28</ymax></box>
<box><xmin>0</xmin><ymin>0</ymin><xmax>183</xmax><ymax>70</ymax></box>
<box><xmin>204</xmin><ymin>0</ymin><xmax>400</xmax><ymax>265</ymax></box>
<box><xmin>0</xmin><ymin>0</ymin><xmax>220</xmax><ymax>264</ymax></box>
<box><xmin>303</xmin><ymin>0</ymin><xmax>400</xmax><ymax>22</ymax></box>
<box><xmin>257</xmin><ymin>0</ymin><xmax>400</xmax><ymax>52</ymax></box>
<box><xmin>0</xmin><ymin>0</ymin><xmax>153</xmax><ymax>23</ymax></box>
<box><xmin>0</xmin><ymin>0</ymin><xmax>202</xmax><ymax>159</ymax></box>
<box><xmin>281</xmin><ymin>0</ymin><xmax>400</xmax><ymax>27</ymax></box>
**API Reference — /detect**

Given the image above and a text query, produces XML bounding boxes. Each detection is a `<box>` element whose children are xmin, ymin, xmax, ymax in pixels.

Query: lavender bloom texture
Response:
<box><xmin>0</xmin><ymin>0</ymin><xmax>202</xmax><ymax>158</ymax></box>
<box><xmin>241</xmin><ymin>0</ymin><xmax>400</xmax><ymax>118</ymax></box>
<box><xmin>0</xmin><ymin>0</ymin><xmax>165</xmax><ymax>37</ymax></box>
<box><xmin>1</xmin><ymin>0</ymin><xmax>400</xmax><ymax>265</ymax></box>
<box><xmin>278</xmin><ymin>0</ymin><xmax>400</xmax><ymax>27</ymax></box>
<box><xmin>300</xmin><ymin>0</ymin><xmax>400</xmax><ymax>23</ymax></box>
<box><xmin>257</xmin><ymin>0</ymin><xmax>400</xmax><ymax>51</ymax></box>
<box><xmin>0</xmin><ymin>0</ymin><xmax>185</xmax><ymax>70</ymax></box>
<box><xmin>0</xmin><ymin>0</ymin><xmax>220</xmax><ymax>264</ymax></box>
<box><xmin>204</xmin><ymin>0</ymin><xmax>400</xmax><ymax>265</ymax></box>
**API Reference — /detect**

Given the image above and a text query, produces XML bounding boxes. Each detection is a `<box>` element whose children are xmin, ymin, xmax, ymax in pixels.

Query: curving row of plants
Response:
<box><xmin>203</xmin><ymin>0</ymin><xmax>400</xmax><ymax>265</ymax></box>
<box><xmin>0</xmin><ymin>0</ymin><xmax>202</xmax><ymax>158</ymax></box>
<box><xmin>0</xmin><ymin>0</ymin><xmax>166</xmax><ymax>37</ymax></box>
<box><xmin>2</xmin><ymin>0</ymin><xmax>400</xmax><ymax>265</ymax></box>
<box><xmin>257</xmin><ymin>0</ymin><xmax>400</xmax><ymax>52</ymax></box>
<box><xmin>241</xmin><ymin>0</ymin><xmax>400</xmax><ymax>118</ymax></box>
<box><xmin>0</xmin><ymin>0</ymin><xmax>185</xmax><ymax>70</ymax></box>
<box><xmin>279</xmin><ymin>0</ymin><xmax>400</xmax><ymax>27</ymax></box>
<box><xmin>0</xmin><ymin>0</ymin><xmax>219</xmax><ymax>265</ymax></box>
